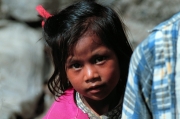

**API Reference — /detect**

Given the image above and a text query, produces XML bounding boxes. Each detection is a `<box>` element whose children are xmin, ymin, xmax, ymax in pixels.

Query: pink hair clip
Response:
<box><xmin>36</xmin><ymin>5</ymin><xmax>52</xmax><ymax>27</ymax></box>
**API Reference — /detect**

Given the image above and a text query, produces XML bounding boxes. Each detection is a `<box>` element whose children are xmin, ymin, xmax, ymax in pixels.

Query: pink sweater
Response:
<box><xmin>43</xmin><ymin>88</ymin><xmax>89</xmax><ymax>119</ymax></box>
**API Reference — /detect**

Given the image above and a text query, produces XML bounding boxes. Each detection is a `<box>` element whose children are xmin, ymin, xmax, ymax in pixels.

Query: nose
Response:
<box><xmin>84</xmin><ymin>64</ymin><xmax>99</xmax><ymax>83</ymax></box>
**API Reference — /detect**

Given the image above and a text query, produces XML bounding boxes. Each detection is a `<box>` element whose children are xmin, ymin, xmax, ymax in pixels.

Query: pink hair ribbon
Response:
<box><xmin>36</xmin><ymin>5</ymin><xmax>52</xmax><ymax>27</ymax></box>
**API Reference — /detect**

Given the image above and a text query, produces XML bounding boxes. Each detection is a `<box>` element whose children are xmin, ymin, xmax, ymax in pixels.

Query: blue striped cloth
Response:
<box><xmin>122</xmin><ymin>12</ymin><xmax>180</xmax><ymax>119</ymax></box>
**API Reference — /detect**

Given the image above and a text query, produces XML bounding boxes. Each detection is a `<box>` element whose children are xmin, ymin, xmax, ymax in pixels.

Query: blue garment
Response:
<box><xmin>122</xmin><ymin>12</ymin><xmax>180</xmax><ymax>119</ymax></box>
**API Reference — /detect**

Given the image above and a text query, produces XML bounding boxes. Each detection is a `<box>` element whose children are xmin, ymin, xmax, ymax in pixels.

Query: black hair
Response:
<box><xmin>43</xmin><ymin>0</ymin><xmax>133</xmax><ymax>98</ymax></box>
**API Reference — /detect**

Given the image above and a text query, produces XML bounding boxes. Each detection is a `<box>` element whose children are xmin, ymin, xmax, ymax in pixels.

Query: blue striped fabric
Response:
<box><xmin>122</xmin><ymin>12</ymin><xmax>180</xmax><ymax>119</ymax></box>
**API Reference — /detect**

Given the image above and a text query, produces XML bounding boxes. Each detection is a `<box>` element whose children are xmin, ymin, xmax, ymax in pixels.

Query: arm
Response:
<box><xmin>122</xmin><ymin>38</ymin><xmax>154</xmax><ymax>119</ymax></box>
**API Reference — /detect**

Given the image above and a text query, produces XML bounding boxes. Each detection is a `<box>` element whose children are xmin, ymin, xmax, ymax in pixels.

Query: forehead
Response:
<box><xmin>78</xmin><ymin>34</ymin><xmax>102</xmax><ymax>47</ymax></box>
<box><xmin>68</xmin><ymin>33</ymin><xmax>104</xmax><ymax>55</ymax></box>
<box><xmin>66</xmin><ymin>34</ymin><xmax>112</xmax><ymax>64</ymax></box>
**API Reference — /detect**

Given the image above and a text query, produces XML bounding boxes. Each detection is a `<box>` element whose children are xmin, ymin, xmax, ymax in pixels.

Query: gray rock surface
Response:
<box><xmin>111</xmin><ymin>0</ymin><xmax>180</xmax><ymax>48</ymax></box>
<box><xmin>1</xmin><ymin>0</ymin><xmax>78</xmax><ymax>22</ymax></box>
<box><xmin>0</xmin><ymin>20</ymin><xmax>45</xmax><ymax>119</ymax></box>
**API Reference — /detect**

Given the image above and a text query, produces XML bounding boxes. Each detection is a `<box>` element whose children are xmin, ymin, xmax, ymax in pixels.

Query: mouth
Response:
<box><xmin>87</xmin><ymin>84</ymin><xmax>105</xmax><ymax>94</ymax></box>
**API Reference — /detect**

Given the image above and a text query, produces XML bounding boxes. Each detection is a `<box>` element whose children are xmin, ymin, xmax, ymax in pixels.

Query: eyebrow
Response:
<box><xmin>66</xmin><ymin>56</ymin><xmax>74</xmax><ymax>64</ymax></box>
<box><xmin>67</xmin><ymin>48</ymin><xmax>111</xmax><ymax>62</ymax></box>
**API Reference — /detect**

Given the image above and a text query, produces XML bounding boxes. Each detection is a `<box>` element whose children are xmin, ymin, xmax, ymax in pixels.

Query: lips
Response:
<box><xmin>87</xmin><ymin>84</ymin><xmax>105</xmax><ymax>94</ymax></box>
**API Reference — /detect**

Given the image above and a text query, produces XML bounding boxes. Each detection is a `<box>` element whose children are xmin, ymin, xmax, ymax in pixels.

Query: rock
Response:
<box><xmin>111</xmin><ymin>0</ymin><xmax>180</xmax><ymax>48</ymax></box>
<box><xmin>0</xmin><ymin>20</ymin><xmax>45</xmax><ymax>118</ymax></box>
<box><xmin>1</xmin><ymin>0</ymin><xmax>60</xmax><ymax>21</ymax></box>
<box><xmin>1</xmin><ymin>0</ymin><xmax>79</xmax><ymax>22</ymax></box>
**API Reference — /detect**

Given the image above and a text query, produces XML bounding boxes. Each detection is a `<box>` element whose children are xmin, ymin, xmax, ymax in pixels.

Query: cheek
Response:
<box><xmin>101</xmin><ymin>61</ymin><xmax>120</xmax><ymax>83</ymax></box>
<box><xmin>66</xmin><ymin>70</ymin><xmax>76</xmax><ymax>82</ymax></box>
<box><xmin>66</xmin><ymin>70</ymin><xmax>82</xmax><ymax>87</ymax></box>
<box><xmin>107</xmin><ymin>68</ymin><xmax>120</xmax><ymax>82</ymax></box>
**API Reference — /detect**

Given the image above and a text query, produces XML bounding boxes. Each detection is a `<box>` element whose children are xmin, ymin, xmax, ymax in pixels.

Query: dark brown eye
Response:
<box><xmin>71</xmin><ymin>63</ymin><xmax>82</xmax><ymax>70</ymax></box>
<box><xmin>95</xmin><ymin>56</ymin><xmax>106</xmax><ymax>64</ymax></box>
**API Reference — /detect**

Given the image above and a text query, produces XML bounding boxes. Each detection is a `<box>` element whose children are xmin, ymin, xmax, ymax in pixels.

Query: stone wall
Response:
<box><xmin>0</xmin><ymin>0</ymin><xmax>180</xmax><ymax>118</ymax></box>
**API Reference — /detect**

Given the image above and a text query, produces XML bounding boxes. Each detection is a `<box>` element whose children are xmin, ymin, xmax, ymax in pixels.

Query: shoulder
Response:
<box><xmin>139</xmin><ymin>11</ymin><xmax>180</xmax><ymax>48</ymax></box>
<box><xmin>43</xmin><ymin>88</ymin><xmax>88</xmax><ymax>119</ymax></box>
<box><xmin>140</xmin><ymin>11</ymin><xmax>180</xmax><ymax>52</ymax></box>
<box><xmin>128</xmin><ymin>12</ymin><xmax>180</xmax><ymax>85</ymax></box>
<box><xmin>132</xmin><ymin>11</ymin><xmax>180</xmax><ymax>69</ymax></box>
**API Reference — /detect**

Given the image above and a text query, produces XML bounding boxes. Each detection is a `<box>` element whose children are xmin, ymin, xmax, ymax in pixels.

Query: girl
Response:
<box><xmin>36</xmin><ymin>0</ymin><xmax>132</xmax><ymax>118</ymax></box>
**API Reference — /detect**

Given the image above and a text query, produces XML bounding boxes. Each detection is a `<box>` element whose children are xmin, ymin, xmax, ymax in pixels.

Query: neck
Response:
<box><xmin>80</xmin><ymin>87</ymin><xmax>120</xmax><ymax>115</ymax></box>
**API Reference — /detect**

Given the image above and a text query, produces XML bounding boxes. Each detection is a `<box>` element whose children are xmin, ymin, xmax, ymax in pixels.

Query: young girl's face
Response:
<box><xmin>65</xmin><ymin>33</ymin><xmax>120</xmax><ymax>101</ymax></box>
